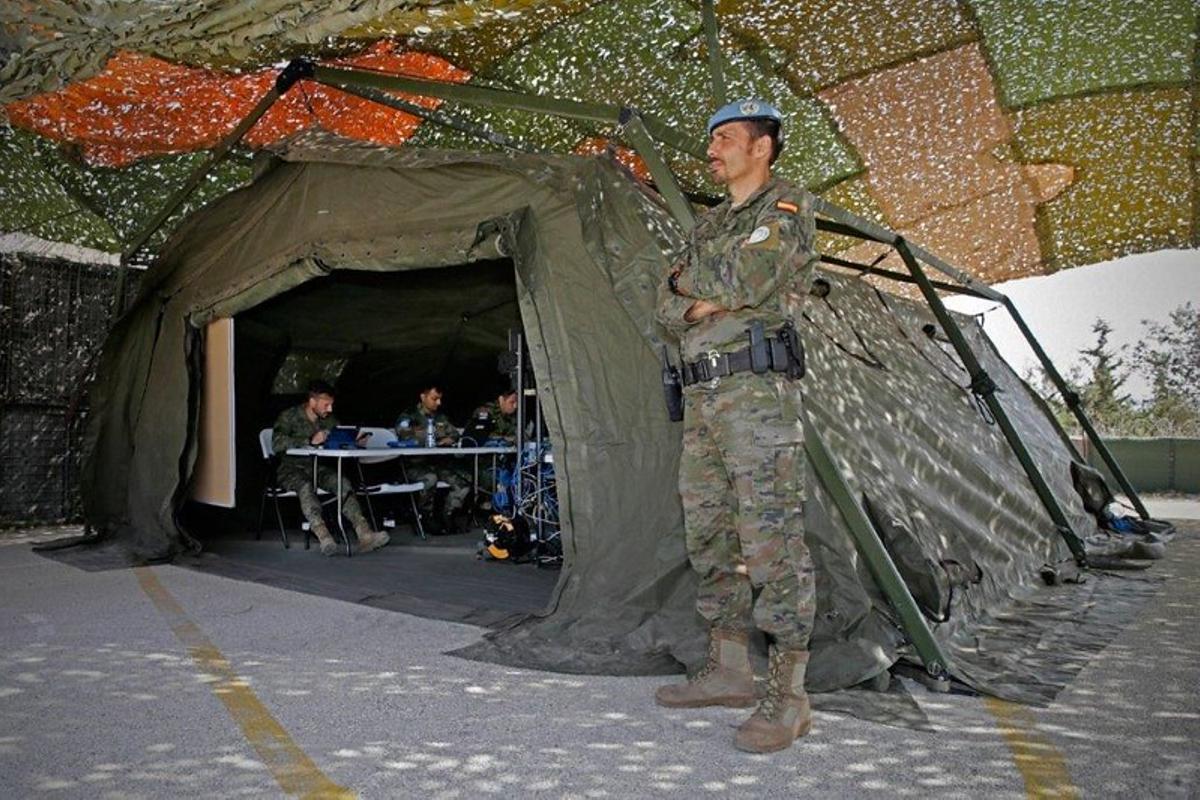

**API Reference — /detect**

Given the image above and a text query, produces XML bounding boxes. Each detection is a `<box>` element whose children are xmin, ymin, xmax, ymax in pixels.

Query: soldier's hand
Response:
<box><xmin>668</xmin><ymin>267</ymin><xmax>683</xmax><ymax>296</ymax></box>
<box><xmin>684</xmin><ymin>299</ymin><xmax>724</xmax><ymax>322</ymax></box>
<box><xmin>311</xmin><ymin>430</ymin><xmax>329</xmax><ymax>445</ymax></box>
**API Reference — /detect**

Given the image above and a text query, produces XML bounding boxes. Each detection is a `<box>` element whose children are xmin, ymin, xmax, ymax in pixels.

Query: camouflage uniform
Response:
<box><xmin>394</xmin><ymin>405</ymin><xmax>472</xmax><ymax>514</ymax></box>
<box><xmin>469</xmin><ymin>399</ymin><xmax>519</xmax><ymax>503</ymax></box>
<box><xmin>271</xmin><ymin>404</ymin><xmax>371</xmax><ymax>531</ymax></box>
<box><xmin>470</xmin><ymin>400</ymin><xmax>518</xmax><ymax>443</ymax></box>
<box><xmin>655</xmin><ymin>177</ymin><xmax>818</xmax><ymax>651</ymax></box>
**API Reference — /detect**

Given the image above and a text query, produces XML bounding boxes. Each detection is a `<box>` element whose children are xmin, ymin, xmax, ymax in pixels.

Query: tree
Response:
<box><xmin>1133</xmin><ymin>303</ymin><xmax>1200</xmax><ymax>409</ymax></box>
<box><xmin>1021</xmin><ymin>310</ymin><xmax>1199</xmax><ymax>439</ymax></box>
<box><xmin>1021</xmin><ymin>364</ymin><xmax>1077</xmax><ymax>434</ymax></box>
<box><xmin>1076</xmin><ymin>318</ymin><xmax>1136</xmax><ymax>435</ymax></box>
<box><xmin>1131</xmin><ymin>303</ymin><xmax>1200</xmax><ymax>436</ymax></box>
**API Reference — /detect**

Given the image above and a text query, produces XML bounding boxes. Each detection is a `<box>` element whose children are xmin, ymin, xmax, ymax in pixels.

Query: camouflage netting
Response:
<box><xmin>0</xmin><ymin>0</ymin><xmax>1195</xmax><ymax>281</ymax></box>
<box><xmin>0</xmin><ymin>248</ymin><xmax>138</xmax><ymax>523</ymax></box>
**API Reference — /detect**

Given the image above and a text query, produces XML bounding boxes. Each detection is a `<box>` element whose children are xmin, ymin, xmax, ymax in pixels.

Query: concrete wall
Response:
<box><xmin>1077</xmin><ymin>437</ymin><xmax>1200</xmax><ymax>494</ymax></box>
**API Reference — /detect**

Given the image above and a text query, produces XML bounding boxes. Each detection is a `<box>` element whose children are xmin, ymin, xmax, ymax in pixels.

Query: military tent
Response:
<box><xmin>80</xmin><ymin>136</ymin><xmax>1157</xmax><ymax>702</ymax></box>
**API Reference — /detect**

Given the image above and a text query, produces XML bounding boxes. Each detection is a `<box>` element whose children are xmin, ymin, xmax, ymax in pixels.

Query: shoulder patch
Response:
<box><xmin>776</xmin><ymin>200</ymin><xmax>799</xmax><ymax>214</ymax></box>
<box><xmin>746</xmin><ymin>225</ymin><xmax>772</xmax><ymax>245</ymax></box>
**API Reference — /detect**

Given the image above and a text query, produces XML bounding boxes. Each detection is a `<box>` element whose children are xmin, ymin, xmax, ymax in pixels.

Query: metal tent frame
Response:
<box><xmin>109</xmin><ymin>11</ymin><xmax>1152</xmax><ymax>682</ymax></box>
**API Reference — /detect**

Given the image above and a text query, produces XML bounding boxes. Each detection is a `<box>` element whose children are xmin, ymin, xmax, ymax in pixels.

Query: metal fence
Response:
<box><xmin>0</xmin><ymin>253</ymin><xmax>136</xmax><ymax>524</ymax></box>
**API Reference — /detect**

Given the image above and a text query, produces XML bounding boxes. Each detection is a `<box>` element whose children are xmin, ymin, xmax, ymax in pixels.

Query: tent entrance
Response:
<box><xmin>180</xmin><ymin>258</ymin><xmax>560</xmax><ymax>626</ymax></box>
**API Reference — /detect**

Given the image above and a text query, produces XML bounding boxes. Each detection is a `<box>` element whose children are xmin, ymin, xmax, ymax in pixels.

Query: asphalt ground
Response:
<box><xmin>1</xmin><ymin>498</ymin><xmax>1197</xmax><ymax>799</ymax></box>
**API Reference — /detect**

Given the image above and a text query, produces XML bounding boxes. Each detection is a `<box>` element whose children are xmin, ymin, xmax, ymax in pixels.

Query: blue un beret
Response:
<box><xmin>707</xmin><ymin>98</ymin><xmax>783</xmax><ymax>135</ymax></box>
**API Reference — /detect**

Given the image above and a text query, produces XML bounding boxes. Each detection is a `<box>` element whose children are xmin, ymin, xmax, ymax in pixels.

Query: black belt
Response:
<box><xmin>681</xmin><ymin>339</ymin><xmax>797</xmax><ymax>386</ymax></box>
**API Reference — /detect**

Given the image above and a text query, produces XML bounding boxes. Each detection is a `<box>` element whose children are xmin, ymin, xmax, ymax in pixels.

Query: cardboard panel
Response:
<box><xmin>192</xmin><ymin>318</ymin><xmax>236</xmax><ymax>507</ymax></box>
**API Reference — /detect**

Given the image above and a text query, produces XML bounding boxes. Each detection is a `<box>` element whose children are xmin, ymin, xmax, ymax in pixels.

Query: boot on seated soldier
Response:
<box><xmin>272</xmin><ymin>379</ymin><xmax>390</xmax><ymax>555</ymax></box>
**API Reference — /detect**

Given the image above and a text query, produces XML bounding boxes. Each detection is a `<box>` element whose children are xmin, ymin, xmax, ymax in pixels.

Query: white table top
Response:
<box><xmin>287</xmin><ymin>445</ymin><xmax>517</xmax><ymax>458</ymax></box>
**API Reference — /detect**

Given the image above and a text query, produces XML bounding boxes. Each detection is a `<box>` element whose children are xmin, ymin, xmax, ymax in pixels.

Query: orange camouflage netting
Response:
<box><xmin>572</xmin><ymin>137</ymin><xmax>651</xmax><ymax>182</ymax></box>
<box><xmin>5</xmin><ymin>42</ymin><xmax>471</xmax><ymax>167</ymax></box>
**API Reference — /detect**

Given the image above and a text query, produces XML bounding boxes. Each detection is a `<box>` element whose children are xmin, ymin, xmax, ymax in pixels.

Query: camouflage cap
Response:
<box><xmin>706</xmin><ymin>98</ymin><xmax>783</xmax><ymax>135</ymax></box>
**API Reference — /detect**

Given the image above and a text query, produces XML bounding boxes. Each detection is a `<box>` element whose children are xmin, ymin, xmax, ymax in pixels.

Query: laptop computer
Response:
<box><xmin>323</xmin><ymin>426</ymin><xmax>360</xmax><ymax>449</ymax></box>
<box><xmin>464</xmin><ymin>415</ymin><xmax>496</xmax><ymax>443</ymax></box>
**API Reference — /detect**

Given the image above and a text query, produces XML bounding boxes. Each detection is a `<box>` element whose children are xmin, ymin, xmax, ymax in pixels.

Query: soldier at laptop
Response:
<box><xmin>395</xmin><ymin>382</ymin><xmax>472</xmax><ymax>534</ymax></box>
<box><xmin>272</xmin><ymin>379</ymin><xmax>390</xmax><ymax>556</ymax></box>
<box><xmin>468</xmin><ymin>389</ymin><xmax>519</xmax><ymax>444</ymax></box>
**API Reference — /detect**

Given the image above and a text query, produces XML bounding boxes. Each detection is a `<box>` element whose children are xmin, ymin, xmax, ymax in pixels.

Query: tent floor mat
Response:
<box><xmin>178</xmin><ymin>525</ymin><xmax>560</xmax><ymax>628</ymax></box>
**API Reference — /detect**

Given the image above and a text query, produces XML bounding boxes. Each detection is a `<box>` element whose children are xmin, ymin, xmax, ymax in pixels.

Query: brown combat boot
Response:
<box><xmin>353</xmin><ymin>521</ymin><xmax>390</xmax><ymax>554</ymax></box>
<box><xmin>734</xmin><ymin>647</ymin><xmax>812</xmax><ymax>753</ymax></box>
<box><xmin>655</xmin><ymin>629</ymin><xmax>756</xmax><ymax>708</ymax></box>
<box><xmin>310</xmin><ymin>520</ymin><xmax>339</xmax><ymax>557</ymax></box>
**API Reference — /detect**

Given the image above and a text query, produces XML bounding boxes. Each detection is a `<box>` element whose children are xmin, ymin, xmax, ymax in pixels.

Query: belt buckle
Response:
<box><xmin>706</xmin><ymin>350</ymin><xmax>721</xmax><ymax>389</ymax></box>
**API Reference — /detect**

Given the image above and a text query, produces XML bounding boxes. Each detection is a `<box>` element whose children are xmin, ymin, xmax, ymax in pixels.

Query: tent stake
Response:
<box><xmin>894</xmin><ymin>238</ymin><xmax>1088</xmax><ymax>566</ymax></box>
<box><xmin>112</xmin><ymin>59</ymin><xmax>315</xmax><ymax>318</ymax></box>
<box><xmin>802</xmin><ymin>413</ymin><xmax>952</xmax><ymax>681</ymax></box>
<box><xmin>1002</xmin><ymin>297</ymin><xmax>1150</xmax><ymax>519</ymax></box>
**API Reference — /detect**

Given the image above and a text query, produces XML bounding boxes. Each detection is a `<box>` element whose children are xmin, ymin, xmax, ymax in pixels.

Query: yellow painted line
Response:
<box><xmin>135</xmin><ymin>568</ymin><xmax>354</xmax><ymax>799</ymax></box>
<box><xmin>985</xmin><ymin>696</ymin><xmax>1079</xmax><ymax>800</ymax></box>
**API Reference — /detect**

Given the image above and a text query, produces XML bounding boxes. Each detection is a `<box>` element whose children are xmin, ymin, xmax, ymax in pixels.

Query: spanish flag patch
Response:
<box><xmin>776</xmin><ymin>200</ymin><xmax>800</xmax><ymax>214</ymax></box>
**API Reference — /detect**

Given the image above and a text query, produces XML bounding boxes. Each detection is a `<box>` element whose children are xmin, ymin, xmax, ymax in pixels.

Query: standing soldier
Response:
<box><xmin>272</xmin><ymin>379</ymin><xmax>390</xmax><ymax>556</ymax></box>
<box><xmin>654</xmin><ymin>99</ymin><xmax>819</xmax><ymax>753</ymax></box>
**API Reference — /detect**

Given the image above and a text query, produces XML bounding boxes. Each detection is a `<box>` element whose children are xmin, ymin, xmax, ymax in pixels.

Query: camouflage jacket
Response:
<box><xmin>470</xmin><ymin>400</ymin><xmax>517</xmax><ymax>442</ymax></box>
<box><xmin>395</xmin><ymin>404</ymin><xmax>458</xmax><ymax>445</ymax></box>
<box><xmin>655</xmin><ymin>177</ymin><xmax>818</xmax><ymax>362</ymax></box>
<box><xmin>272</xmin><ymin>403</ymin><xmax>338</xmax><ymax>473</ymax></box>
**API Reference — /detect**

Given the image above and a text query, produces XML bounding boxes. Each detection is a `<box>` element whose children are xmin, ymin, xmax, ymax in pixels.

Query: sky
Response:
<box><xmin>944</xmin><ymin>249</ymin><xmax>1199</xmax><ymax>402</ymax></box>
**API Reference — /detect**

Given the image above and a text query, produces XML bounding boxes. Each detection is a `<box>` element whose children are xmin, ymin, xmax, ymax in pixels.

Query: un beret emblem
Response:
<box><xmin>739</xmin><ymin>101</ymin><xmax>760</xmax><ymax>115</ymax></box>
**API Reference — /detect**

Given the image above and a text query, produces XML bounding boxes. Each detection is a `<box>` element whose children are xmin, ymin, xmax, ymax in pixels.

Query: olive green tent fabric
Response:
<box><xmin>83</xmin><ymin>141</ymin><xmax>1131</xmax><ymax>697</ymax></box>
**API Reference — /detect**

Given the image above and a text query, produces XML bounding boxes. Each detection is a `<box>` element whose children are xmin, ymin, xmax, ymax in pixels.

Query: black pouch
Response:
<box><xmin>780</xmin><ymin>322</ymin><xmax>805</xmax><ymax>379</ymax></box>
<box><xmin>661</xmin><ymin>346</ymin><xmax>684</xmax><ymax>422</ymax></box>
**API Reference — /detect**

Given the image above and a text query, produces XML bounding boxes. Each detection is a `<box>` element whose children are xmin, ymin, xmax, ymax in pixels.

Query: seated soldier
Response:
<box><xmin>469</xmin><ymin>389</ymin><xmax>519</xmax><ymax>444</ymax></box>
<box><xmin>272</xmin><ymin>379</ymin><xmax>389</xmax><ymax>556</ymax></box>
<box><xmin>394</xmin><ymin>382</ymin><xmax>472</xmax><ymax>534</ymax></box>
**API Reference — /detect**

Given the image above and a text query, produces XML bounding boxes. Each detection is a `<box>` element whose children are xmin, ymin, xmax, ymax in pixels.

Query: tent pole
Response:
<box><xmin>618</xmin><ymin>109</ymin><xmax>697</xmax><ymax>231</ymax></box>
<box><xmin>514</xmin><ymin>331</ymin><xmax>525</xmax><ymax>509</ymax></box>
<box><xmin>817</xmin><ymin>251</ymin><xmax>993</xmax><ymax>299</ymax></box>
<box><xmin>312</xmin><ymin>65</ymin><xmax>706</xmax><ymax>159</ymax></box>
<box><xmin>894</xmin><ymin>238</ymin><xmax>1088</xmax><ymax>566</ymax></box>
<box><xmin>802</xmin><ymin>413</ymin><xmax>952</xmax><ymax>684</ymax></box>
<box><xmin>111</xmin><ymin>59</ymin><xmax>315</xmax><ymax>318</ymax></box>
<box><xmin>314</xmin><ymin>81</ymin><xmax>540</xmax><ymax>154</ymax></box>
<box><xmin>1002</xmin><ymin>297</ymin><xmax>1151</xmax><ymax>519</ymax></box>
<box><xmin>700</xmin><ymin>0</ymin><xmax>727</xmax><ymax>105</ymax></box>
<box><xmin>811</xmin><ymin>198</ymin><xmax>1004</xmax><ymax>301</ymax></box>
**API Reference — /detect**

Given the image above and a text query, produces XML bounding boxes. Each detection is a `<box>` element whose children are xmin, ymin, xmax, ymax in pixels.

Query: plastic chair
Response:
<box><xmin>256</xmin><ymin>427</ymin><xmax>330</xmax><ymax>549</ymax></box>
<box><xmin>354</xmin><ymin>426</ymin><xmax>428</xmax><ymax>539</ymax></box>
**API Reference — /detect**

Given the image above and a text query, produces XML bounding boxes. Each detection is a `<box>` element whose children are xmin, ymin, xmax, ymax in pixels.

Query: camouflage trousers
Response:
<box><xmin>278</xmin><ymin>464</ymin><xmax>370</xmax><ymax>531</ymax></box>
<box><xmin>679</xmin><ymin>372</ymin><xmax>814</xmax><ymax>650</ymax></box>
<box><xmin>405</xmin><ymin>458</ymin><xmax>473</xmax><ymax>514</ymax></box>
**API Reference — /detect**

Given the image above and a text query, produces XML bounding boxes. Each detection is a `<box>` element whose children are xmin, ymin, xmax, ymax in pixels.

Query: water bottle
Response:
<box><xmin>425</xmin><ymin>418</ymin><xmax>436</xmax><ymax>448</ymax></box>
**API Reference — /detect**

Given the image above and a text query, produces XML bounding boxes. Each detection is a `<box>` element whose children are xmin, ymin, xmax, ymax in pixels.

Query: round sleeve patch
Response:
<box><xmin>746</xmin><ymin>225</ymin><xmax>771</xmax><ymax>245</ymax></box>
